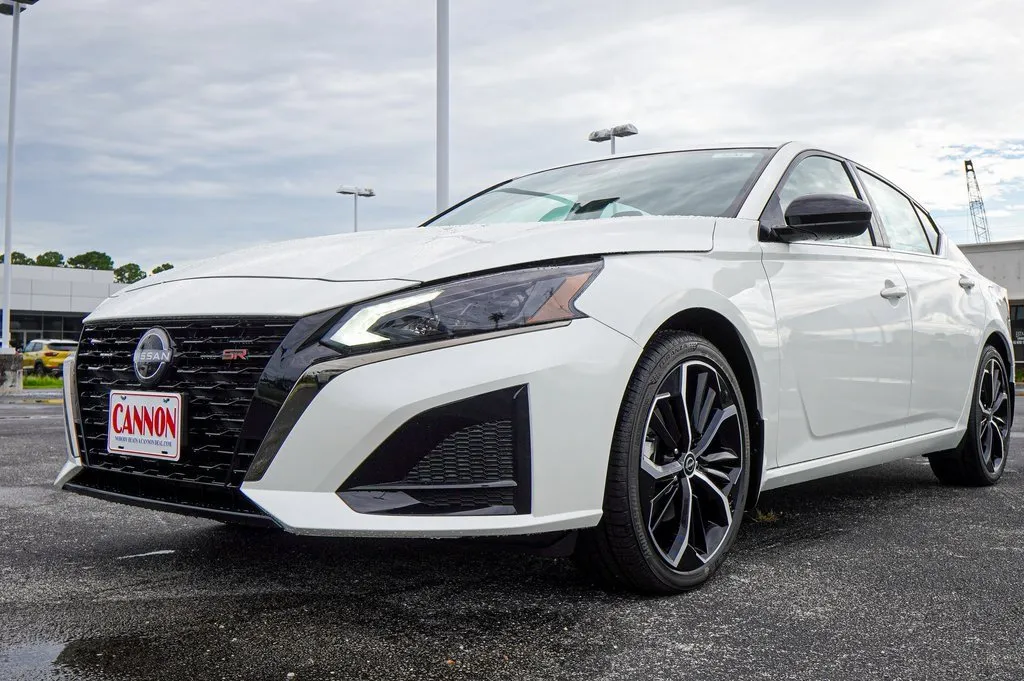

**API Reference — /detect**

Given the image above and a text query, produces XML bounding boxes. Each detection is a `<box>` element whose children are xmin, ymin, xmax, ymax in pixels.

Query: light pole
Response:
<box><xmin>588</xmin><ymin>123</ymin><xmax>638</xmax><ymax>155</ymax></box>
<box><xmin>0</xmin><ymin>0</ymin><xmax>36</xmax><ymax>353</ymax></box>
<box><xmin>436</xmin><ymin>0</ymin><xmax>449</xmax><ymax>214</ymax></box>
<box><xmin>336</xmin><ymin>185</ymin><xmax>375</xmax><ymax>232</ymax></box>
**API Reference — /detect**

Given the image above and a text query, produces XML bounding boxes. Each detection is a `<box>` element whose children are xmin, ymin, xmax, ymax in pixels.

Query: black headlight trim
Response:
<box><xmin>320</xmin><ymin>258</ymin><xmax>603</xmax><ymax>356</ymax></box>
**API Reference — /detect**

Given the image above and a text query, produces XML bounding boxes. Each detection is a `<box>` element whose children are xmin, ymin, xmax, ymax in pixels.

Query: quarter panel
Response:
<box><xmin>892</xmin><ymin>251</ymin><xmax>988</xmax><ymax>434</ymax></box>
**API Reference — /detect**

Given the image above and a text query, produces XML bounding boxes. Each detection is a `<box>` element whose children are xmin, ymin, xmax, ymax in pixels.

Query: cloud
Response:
<box><xmin>1</xmin><ymin>0</ymin><xmax>1022</xmax><ymax>267</ymax></box>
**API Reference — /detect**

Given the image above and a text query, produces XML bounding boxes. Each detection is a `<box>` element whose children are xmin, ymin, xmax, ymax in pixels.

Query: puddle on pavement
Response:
<box><xmin>0</xmin><ymin>641</ymin><xmax>67</xmax><ymax>678</ymax></box>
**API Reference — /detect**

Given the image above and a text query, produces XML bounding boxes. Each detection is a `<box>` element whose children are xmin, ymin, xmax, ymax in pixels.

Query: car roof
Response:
<box><xmin>29</xmin><ymin>338</ymin><xmax>78</xmax><ymax>344</ymax></box>
<box><xmin>519</xmin><ymin>142</ymin><xmax>793</xmax><ymax>180</ymax></box>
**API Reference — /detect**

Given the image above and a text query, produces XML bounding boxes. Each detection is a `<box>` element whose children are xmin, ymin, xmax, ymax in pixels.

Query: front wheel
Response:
<box><xmin>575</xmin><ymin>332</ymin><xmax>751</xmax><ymax>594</ymax></box>
<box><xmin>928</xmin><ymin>345</ymin><xmax>1012</xmax><ymax>486</ymax></box>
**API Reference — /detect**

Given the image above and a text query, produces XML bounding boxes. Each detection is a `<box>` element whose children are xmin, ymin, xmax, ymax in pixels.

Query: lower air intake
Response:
<box><xmin>338</xmin><ymin>385</ymin><xmax>530</xmax><ymax>516</ymax></box>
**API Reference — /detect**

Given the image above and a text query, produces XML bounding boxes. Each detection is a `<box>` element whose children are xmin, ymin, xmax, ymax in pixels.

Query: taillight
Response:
<box><xmin>44</xmin><ymin>351</ymin><xmax>58</xmax><ymax>357</ymax></box>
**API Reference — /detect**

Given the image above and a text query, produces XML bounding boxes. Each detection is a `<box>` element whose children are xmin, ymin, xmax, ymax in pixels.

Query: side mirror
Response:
<box><xmin>773</xmin><ymin>194</ymin><xmax>872</xmax><ymax>243</ymax></box>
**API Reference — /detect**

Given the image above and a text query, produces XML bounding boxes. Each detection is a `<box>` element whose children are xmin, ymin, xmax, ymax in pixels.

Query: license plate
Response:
<box><xmin>107</xmin><ymin>390</ymin><xmax>184</xmax><ymax>461</ymax></box>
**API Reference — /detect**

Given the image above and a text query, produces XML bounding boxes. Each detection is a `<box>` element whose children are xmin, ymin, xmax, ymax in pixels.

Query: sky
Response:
<box><xmin>0</xmin><ymin>0</ymin><xmax>1022</xmax><ymax>270</ymax></box>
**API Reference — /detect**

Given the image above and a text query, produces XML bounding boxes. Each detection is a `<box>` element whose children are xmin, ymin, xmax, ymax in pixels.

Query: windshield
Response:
<box><xmin>427</xmin><ymin>148</ymin><xmax>771</xmax><ymax>226</ymax></box>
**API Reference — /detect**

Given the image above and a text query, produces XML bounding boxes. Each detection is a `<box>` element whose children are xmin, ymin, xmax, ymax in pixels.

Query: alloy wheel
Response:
<box><xmin>977</xmin><ymin>357</ymin><xmax>1010</xmax><ymax>474</ymax></box>
<box><xmin>638</xmin><ymin>359</ymin><xmax>744</xmax><ymax>570</ymax></box>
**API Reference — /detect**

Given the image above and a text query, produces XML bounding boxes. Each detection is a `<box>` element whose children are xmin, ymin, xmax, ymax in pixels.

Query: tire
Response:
<box><xmin>575</xmin><ymin>331</ymin><xmax>751</xmax><ymax>594</ymax></box>
<box><xmin>928</xmin><ymin>345</ymin><xmax>1012</xmax><ymax>486</ymax></box>
<box><xmin>33</xmin><ymin>361</ymin><xmax>46</xmax><ymax>377</ymax></box>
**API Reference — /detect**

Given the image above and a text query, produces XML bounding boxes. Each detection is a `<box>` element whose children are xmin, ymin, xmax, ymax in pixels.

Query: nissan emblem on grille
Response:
<box><xmin>133</xmin><ymin>327</ymin><xmax>175</xmax><ymax>386</ymax></box>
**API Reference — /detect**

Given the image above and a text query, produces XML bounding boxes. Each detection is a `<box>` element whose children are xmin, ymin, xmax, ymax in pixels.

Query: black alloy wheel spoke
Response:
<box><xmin>690</xmin><ymin>471</ymin><xmax>733</xmax><ymax>561</ymax></box>
<box><xmin>641</xmin><ymin>454</ymin><xmax>684</xmax><ymax>481</ymax></box>
<box><xmin>649</xmin><ymin>479</ymin><xmax>680</xmax><ymax>529</ymax></box>
<box><xmin>990</xmin><ymin>391</ymin><xmax>1007</xmax><ymax>415</ymax></box>
<box><xmin>639</xmin><ymin>359</ymin><xmax>744</xmax><ymax>572</ymax></box>
<box><xmin>649</xmin><ymin>396</ymin><xmax>682</xmax><ymax>451</ymax></box>
<box><xmin>692</xmin><ymin>405</ymin><xmax>739</xmax><ymax>457</ymax></box>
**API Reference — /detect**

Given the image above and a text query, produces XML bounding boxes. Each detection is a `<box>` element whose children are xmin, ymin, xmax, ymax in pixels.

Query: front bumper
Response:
<box><xmin>59</xmin><ymin>318</ymin><xmax>640</xmax><ymax>537</ymax></box>
<box><xmin>242</xmin><ymin>318</ymin><xmax>638</xmax><ymax>536</ymax></box>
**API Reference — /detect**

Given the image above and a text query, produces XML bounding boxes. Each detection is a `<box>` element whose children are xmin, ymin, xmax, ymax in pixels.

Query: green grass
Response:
<box><xmin>22</xmin><ymin>374</ymin><xmax>64</xmax><ymax>390</ymax></box>
<box><xmin>1017</xmin><ymin>367</ymin><xmax>1023</xmax><ymax>384</ymax></box>
<box><xmin>750</xmin><ymin>508</ymin><xmax>781</xmax><ymax>524</ymax></box>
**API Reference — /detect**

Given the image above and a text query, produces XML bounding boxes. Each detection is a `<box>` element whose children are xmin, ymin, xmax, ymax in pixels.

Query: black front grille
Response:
<box><xmin>74</xmin><ymin>317</ymin><xmax>294</xmax><ymax>515</ymax></box>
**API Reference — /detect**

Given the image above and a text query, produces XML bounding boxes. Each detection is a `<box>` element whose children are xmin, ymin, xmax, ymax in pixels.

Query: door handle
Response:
<box><xmin>959</xmin><ymin>275</ymin><xmax>976</xmax><ymax>291</ymax></box>
<box><xmin>880</xmin><ymin>281</ymin><xmax>907</xmax><ymax>301</ymax></box>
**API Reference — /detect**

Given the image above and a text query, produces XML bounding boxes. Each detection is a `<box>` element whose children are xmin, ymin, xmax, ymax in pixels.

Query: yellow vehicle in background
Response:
<box><xmin>22</xmin><ymin>339</ymin><xmax>78</xmax><ymax>377</ymax></box>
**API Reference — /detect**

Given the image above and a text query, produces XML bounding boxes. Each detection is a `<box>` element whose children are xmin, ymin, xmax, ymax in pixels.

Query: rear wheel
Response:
<box><xmin>33</xmin><ymin>361</ymin><xmax>46</xmax><ymax>377</ymax></box>
<box><xmin>928</xmin><ymin>345</ymin><xmax>1012</xmax><ymax>486</ymax></box>
<box><xmin>575</xmin><ymin>332</ymin><xmax>751</xmax><ymax>593</ymax></box>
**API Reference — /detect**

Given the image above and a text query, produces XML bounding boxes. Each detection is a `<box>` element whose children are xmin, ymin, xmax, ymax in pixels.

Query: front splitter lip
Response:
<box><xmin>241</xmin><ymin>489</ymin><xmax>602</xmax><ymax>538</ymax></box>
<box><xmin>63</xmin><ymin>478</ymin><xmax>280</xmax><ymax>528</ymax></box>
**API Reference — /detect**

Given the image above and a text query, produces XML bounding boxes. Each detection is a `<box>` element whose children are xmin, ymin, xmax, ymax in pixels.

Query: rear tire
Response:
<box><xmin>575</xmin><ymin>331</ymin><xmax>751</xmax><ymax>594</ymax></box>
<box><xmin>33</xmin><ymin>361</ymin><xmax>45</xmax><ymax>377</ymax></box>
<box><xmin>928</xmin><ymin>345</ymin><xmax>1012</xmax><ymax>486</ymax></box>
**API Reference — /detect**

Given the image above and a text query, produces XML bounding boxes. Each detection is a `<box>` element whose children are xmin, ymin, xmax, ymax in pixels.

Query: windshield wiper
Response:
<box><xmin>567</xmin><ymin>197</ymin><xmax>620</xmax><ymax>220</ymax></box>
<box><xmin>494</xmin><ymin>187</ymin><xmax>576</xmax><ymax>207</ymax></box>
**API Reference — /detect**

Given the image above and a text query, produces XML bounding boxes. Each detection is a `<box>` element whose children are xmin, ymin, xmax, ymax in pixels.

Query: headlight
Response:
<box><xmin>323</xmin><ymin>260</ymin><xmax>602</xmax><ymax>351</ymax></box>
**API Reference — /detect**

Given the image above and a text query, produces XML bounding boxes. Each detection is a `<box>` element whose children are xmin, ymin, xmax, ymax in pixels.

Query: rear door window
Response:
<box><xmin>50</xmin><ymin>343</ymin><xmax>78</xmax><ymax>352</ymax></box>
<box><xmin>858</xmin><ymin>171</ymin><xmax>933</xmax><ymax>254</ymax></box>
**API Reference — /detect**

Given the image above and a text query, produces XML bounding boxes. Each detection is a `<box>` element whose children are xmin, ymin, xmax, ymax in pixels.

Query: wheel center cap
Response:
<box><xmin>682</xmin><ymin>453</ymin><xmax>698</xmax><ymax>477</ymax></box>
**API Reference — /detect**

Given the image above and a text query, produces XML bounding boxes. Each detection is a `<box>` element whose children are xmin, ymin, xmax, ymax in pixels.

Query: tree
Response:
<box><xmin>67</xmin><ymin>251</ymin><xmax>114</xmax><ymax>270</ymax></box>
<box><xmin>34</xmin><ymin>251</ymin><xmax>65</xmax><ymax>267</ymax></box>
<box><xmin>113</xmin><ymin>263</ymin><xmax>147</xmax><ymax>284</ymax></box>
<box><xmin>151</xmin><ymin>263</ymin><xmax>174</xmax><ymax>275</ymax></box>
<box><xmin>0</xmin><ymin>251</ymin><xmax>33</xmax><ymax>264</ymax></box>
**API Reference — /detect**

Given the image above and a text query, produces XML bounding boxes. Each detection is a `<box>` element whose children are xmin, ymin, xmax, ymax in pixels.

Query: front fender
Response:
<box><xmin>575</xmin><ymin>245</ymin><xmax>780</xmax><ymax>472</ymax></box>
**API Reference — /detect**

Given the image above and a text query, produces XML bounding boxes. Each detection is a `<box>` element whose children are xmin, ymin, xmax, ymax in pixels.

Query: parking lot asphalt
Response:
<box><xmin>1</xmin><ymin>396</ymin><xmax>1022</xmax><ymax>681</ymax></box>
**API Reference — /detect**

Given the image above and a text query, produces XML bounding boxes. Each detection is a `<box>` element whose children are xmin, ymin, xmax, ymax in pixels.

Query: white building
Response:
<box><xmin>960</xmin><ymin>238</ymin><xmax>1024</xmax><ymax>362</ymax></box>
<box><xmin>0</xmin><ymin>264</ymin><xmax>126</xmax><ymax>349</ymax></box>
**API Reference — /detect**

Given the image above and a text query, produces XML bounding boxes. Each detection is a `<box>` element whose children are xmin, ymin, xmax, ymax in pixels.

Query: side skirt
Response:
<box><xmin>761</xmin><ymin>426</ymin><xmax>966</xmax><ymax>491</ymax></box>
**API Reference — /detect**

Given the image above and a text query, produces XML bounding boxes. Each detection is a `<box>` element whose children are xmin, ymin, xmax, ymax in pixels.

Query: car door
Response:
<box><xmin>760</xmin><ymin>153</ymin><xmax>914</xmax><ymax>466</ymax></box>
<box><xmin>22</xmin><ymin>341</ymin><xmax>39</xmax><ymax>370</ymax></box>
<box><xmin>856</xmin><ymin>169</ymin><xmax>989</xmax><ymax>435</ymax></box>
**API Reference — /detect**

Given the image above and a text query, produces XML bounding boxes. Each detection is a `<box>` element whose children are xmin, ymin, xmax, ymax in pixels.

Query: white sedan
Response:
<box><xmin>56</xmin><ymin>142</ymin><xmax>1015</xmax><ymax>593</ymax></box>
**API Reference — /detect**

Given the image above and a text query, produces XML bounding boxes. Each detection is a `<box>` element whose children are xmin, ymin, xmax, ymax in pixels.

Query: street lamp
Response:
<box><xmin>336</xmin><ymin>185</ymin><xmax>375</xmax><ymax>233</ymax></box>
<box><xmin>436</xmin><ymin>0</ymin><xmax>449</xmax><ymax>214</ymax></box>
<box><xmin>0</xmin><ymin>0</ymin><xmax>38</xmax><ymax>354</ymax></box>
<box><xmin>588</xmin><ymin>123</ymin><xmax>638</xmax><ymax>155</ymax></box>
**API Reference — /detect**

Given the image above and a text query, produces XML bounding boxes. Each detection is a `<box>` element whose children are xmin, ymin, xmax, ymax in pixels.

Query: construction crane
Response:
<box><xmin>964</xmin><ymin>159</ymin><xmax>991</xmax><ymax>243</ymax></box>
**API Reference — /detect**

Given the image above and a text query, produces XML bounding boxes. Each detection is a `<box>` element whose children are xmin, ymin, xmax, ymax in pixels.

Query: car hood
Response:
<box><xmin>119</xmin><ymin>216</ymin><xmax>717</xmax><ymax>295</ymax></box>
